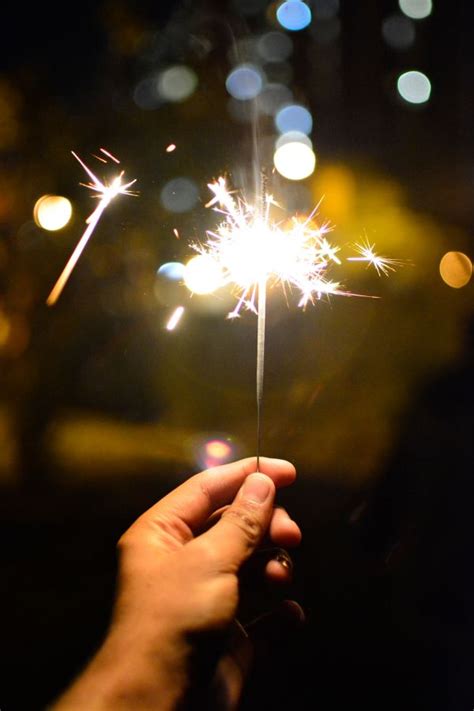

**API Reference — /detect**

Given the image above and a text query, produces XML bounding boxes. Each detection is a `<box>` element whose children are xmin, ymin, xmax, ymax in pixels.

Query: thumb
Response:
<box><xmin>199</xmin><ymin>473</ymin><xmax>275</xmax><ymax>573</ymax></box>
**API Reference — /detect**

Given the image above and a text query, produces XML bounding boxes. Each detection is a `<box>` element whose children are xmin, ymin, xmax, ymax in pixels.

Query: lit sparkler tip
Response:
<box><xmin>166</xmin><ymin>143</ymin><xmax>177</xmax><ymax>153</ymax></box>
<box><xmin>46</xmin><ymin>150</ymin><xmax>137</xmax><ymax>306</ymax></box>
<box><xmin>189</xmin><ymin>178</ymin><xmax>399</xmax><ymax>319</ymax></box>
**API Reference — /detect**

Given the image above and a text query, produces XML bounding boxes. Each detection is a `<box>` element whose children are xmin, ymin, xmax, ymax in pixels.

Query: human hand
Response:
<box><xmin>53</xmin><ymin>457</ymin><xmax>301</xmax><ymax>710</ymax></box>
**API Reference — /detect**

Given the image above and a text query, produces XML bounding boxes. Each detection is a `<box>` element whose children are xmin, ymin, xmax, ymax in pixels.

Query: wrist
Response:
<box><xmin>53</xmin><ymin>626</ymin><xmax>191</xmax><ymax>711</ymax></box>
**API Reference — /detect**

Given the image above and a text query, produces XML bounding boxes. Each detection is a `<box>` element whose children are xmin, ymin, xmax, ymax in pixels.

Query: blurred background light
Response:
<box><xmin>225</xmin><ymin>64</ymin><xmax>264</xmax><ymax>100</ymax></box>
<box><xmin>275</xmin><ymin>130</ymin><xmax>312</xmax><ymax>149</ymax></box>
<box><xmin>274</xmin><ymin>141</ymin><xmax>316</xmax><ymax>180</ymax></box>
<box><xmin>195</xmin><ymin>436</ymin><xmax>236</xmax><ymax>469</ymax></box>
<box><xmin>258</xmin><ymin>83</ymin><xmax>293</xmax><ymax>116</ymax></box>
<box><xmin>160</xmin><ymin>177</ymin><xmax>199</xmax><ymax>213</ymax></box>
<box><xmin>275</xmin><ymin>103</ymin><xmax>313</xmax><ymax>134</ymax></box>
<box><xmin>33</xmin><ymin>195</ymin><xmax>72</xmax><ymax>231</ymax></box>
<box><xmin>277</xmin><ymin>1</ymin><xmax>312</xmax><ymax>31</ymax></box>
<box><xmin>157</xmin><ymin>262</ymin><xmax>185</xmax><ymax>281</ymax></box>
<box><xmin>382</xmin><ymin>14</ymin><xmax>416</xmax><ymax>50</ymax></box>
<box><xmin>397</xmin><ymin>70</ymin><xmax>431</xmax><ymax>104</ymax></box>
<box><xmin>313</xmin><ymin>0</ymin><xmax>339</xmax><ymax>20</ymax></box>
<box><xmin>257</xmin><ymin>31</ymin><xmax>293</xmax><ymax>62</ymax></box>
<box><xmin>158</xmin><ymin>65</ymin><xmax>198</xmax><ymax>102</ymax></box>
<box><xmin>399</xmin><ymin>0</ymin><xmax>433</xmax><ymax>20</ymax></box>
<box><xmin>439</xmin><ymin>251</ymin><xmax>472</xmax><ymax>288</ymax></box>
<box><xmin>183</xmin><ymin>255</ymin><xmax>223</xmax><ymax>294</ymax></box>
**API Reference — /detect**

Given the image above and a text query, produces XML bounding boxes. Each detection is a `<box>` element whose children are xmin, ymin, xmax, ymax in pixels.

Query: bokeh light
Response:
<box><xmin>275</xmin><ymin>130</ymin><xmax>312</xmax><ymax>149</ymax></box>
<box><xmin>160</xmin><ymin>178</ymin><xmax>199</xmax><ymax>213</ymax></box>
<box><xmin>382</xmin><ymin>14</ymin><xmax>416</xmax><ymax>50</ymax></box>
<box><xmin>225</xmin><ymin>64</ymin><xmax>264</xmax><ymax>100</ymax></box>
<box><xmin>158</xmin><ymin>65</ymin><xmax>198</xmax><ymax>102</ymax></box>
<box><xmin>275</xmin><ymin>104</ymin><xmax>313</xmax><ymax>134</ymax></box>
<box><xmin>399</xmin><ymin>0</ymin><xmax>432</xmax><ymax>20</ymax></box>
<box><xmin>397</xmin><ymin>70</ymin><xmax>431</xmax><ymax>104</ymax></box>
<box><xmin>277</xmin><ymin>1</ymin><xmax>312</xmax><ymax>31</ymax></box>
<box><xmin>183</xmin><ymin>255</ymin><xmax>223</xmax><ymax>294</ymax></box>
<box><xmin>33</xmin><ymin>195</ymin><xmax>72</xmax><ymax>231</ymax></box>
<box><xmin>274</xmin><ymin>141</ymin><xmax>316</xmax><ymax>180</ymax></box>
<box><xmin>157</xmin><ymin>262</ymin><xmax>185</xmax><ymax>281</ymax></box>
<box><xmin>155</xmin><ymin>263</ymin><xmax>186</xmax><ymax>307</ymax></box>
<box><xmin>257</xmin><ymin>31</ymin><xmax>293</xmax><ymax>62</ymax></box>
<box><xmin>439</xmin><ymin>252</ymin><xmax>472</xmax><ymax>289</ymax></box>
<box><xmin>195</xmin><ymin>436</ymin><xmax>236</xmax><ymax>469</ymax></box>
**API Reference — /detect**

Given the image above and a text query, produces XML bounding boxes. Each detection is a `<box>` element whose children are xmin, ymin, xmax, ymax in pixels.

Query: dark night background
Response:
<box><xmin>1</xmin><ymin>1</ymin><xmax>474</xmax><ymax>709</ymax></box>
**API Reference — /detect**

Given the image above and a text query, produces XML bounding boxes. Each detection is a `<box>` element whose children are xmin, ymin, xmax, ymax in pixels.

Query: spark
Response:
<box><xmin>166</xmin><ymin>306</ymin><xmax>185</xmax><ymax>331</ymax></box>
<box><xmin>166</xmin><ymin>143</ymin><xmax>177</xmax><ymax>153</ymax></box>
<box><xmin>348</xmin><ymin>238</ymin><xmax>405</xmax><ymax>277</ymax></box>
<box><xmin>100</xmin><ymin>147</ymin><xmax>120</xmax><ymax>164</ymax></box>
<box><xmin>46</xmin><ymin>151</ymin><xmax>137</xmax><ymax>306</ymax></box>
<box><xmin>192</xmin><ymin>177</ymin><xmax>360</xmax><ymax>317</ymax></box>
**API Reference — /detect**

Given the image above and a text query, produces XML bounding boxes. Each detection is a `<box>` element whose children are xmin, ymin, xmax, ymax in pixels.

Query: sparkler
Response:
<box><xmin>46</xmin><ymin>150</ymin><xmax>137</xmax><ymax>306</ymax></box>
<box><xmin>191</xmin><ymin>177</ymin><xmax>398</xmax><ymax>469</ymax></box>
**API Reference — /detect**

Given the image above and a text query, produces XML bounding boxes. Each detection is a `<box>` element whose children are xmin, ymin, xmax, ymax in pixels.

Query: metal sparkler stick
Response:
<box><xmin>256</xmin><ymin>276</ymin><xmax>266</xmax><ymax>472</ymax></box>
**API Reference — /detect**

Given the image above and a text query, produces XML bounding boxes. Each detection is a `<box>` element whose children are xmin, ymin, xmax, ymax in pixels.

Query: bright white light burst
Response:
<box><xmin>190</xmin><ymin>177</ymin><xmax>399</xmax><ymax>317</ymax></box>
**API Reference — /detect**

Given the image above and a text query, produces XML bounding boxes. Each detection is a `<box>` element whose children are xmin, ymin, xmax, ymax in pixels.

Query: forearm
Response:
<box><xmin>51</xmin><ymin>629</ymin><xmax>190</xmax><ymax>711</ymax></box>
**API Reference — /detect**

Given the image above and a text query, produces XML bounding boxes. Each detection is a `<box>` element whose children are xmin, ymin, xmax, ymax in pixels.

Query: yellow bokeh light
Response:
<box><xmin>273</xmin><ymin>141</ymin><xmax>316</xmax><ymax>181</ymax></box>
<box><xmin>314</xmin><ymin>164</ymin><xmax>356</xmax><ymax>222</ymax></box>
<box><xmin>439</xmin><ymin>251</ymin><xmax>472</xmax><ymax>289</ymax></box>
<box><xmin>34</xmin><ymin>195</ymin><xmax>72</xmax><ymax>231</ymax></box>
<box><xmin>183</xmin><ymin>255</ymin><xmax>224</xmax><ymax>294</ymax></box>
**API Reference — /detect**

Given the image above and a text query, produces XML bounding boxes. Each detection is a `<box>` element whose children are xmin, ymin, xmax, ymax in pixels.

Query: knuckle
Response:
<box><xmin>223</xmin><ymin>505</ymin><xmax>263</xmax><ymax>546</ymax></box>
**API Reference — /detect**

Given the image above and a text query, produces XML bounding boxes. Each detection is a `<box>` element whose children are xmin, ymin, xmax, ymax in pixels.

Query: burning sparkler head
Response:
<box><xmin>189</xmin><ymin>177</ymin><xmax>395</xmax><ymax>317</ymax></box>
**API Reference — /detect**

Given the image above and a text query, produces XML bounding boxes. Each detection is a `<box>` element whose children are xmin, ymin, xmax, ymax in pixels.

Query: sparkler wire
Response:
<box><xmin>256</xmin><ymin>277</ymin><xmax>266</xmax><ymax>473</ymax></box>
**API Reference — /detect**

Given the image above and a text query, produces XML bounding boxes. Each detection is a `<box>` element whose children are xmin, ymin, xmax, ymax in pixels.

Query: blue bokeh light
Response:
<box><xmin>157</xmin><ymin>262</ymin><xmax>185</xmax><ymax>281</ymax></box>
<box><xmin>225</xmin><ymin>64</ymin><xmax>264</xmax><ymax>101</ymax></box>
<box><xmin>276</xmin><ymin>1</ymin><xmax>312</xmax><ymax>32</ymax></box>
<box><xmin>275</xmin><ymin>104</ymin><xmax>313</xmax><ymax>135</ymax></box>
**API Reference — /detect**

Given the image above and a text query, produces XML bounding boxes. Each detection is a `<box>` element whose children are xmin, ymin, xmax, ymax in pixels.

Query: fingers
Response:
<box><xmin>268</xmin><ymin>507</ymin><xmax>302</xmax><ymax>548</ymax></box>
<box><xmin>139</xmin><ymin>457</ymin><xmax>295</xmax><ymax>536</ymax></box>
<box><xmin>198</xmin><ymin>473</ymin><xmax>276</xmax><ymax>572</ymax></box>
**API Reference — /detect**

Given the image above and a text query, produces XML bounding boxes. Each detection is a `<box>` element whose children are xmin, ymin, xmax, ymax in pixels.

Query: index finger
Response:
<box><xmin>140</xmin><ymin>457</ymin><xmax>296</xmax><ymax>534</ymax></box>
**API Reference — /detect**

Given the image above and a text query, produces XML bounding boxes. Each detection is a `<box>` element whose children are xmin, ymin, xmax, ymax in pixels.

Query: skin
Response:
<box><xmin>52</xmin><ymin>457</ymin><xmax>301</xmax><ymax>710</ymax></box>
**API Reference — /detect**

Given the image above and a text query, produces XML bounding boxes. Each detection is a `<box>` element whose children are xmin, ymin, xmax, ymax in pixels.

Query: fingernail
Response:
<box><xmin>242</xmin><ymin>473</ymin><xmax>271</xmax><ymax>503</ymax></box>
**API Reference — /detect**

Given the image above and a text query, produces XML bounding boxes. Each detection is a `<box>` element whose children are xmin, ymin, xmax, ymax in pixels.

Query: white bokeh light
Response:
<box><xmin>273</xmin><ymin>141</ymin><xmax>316</xmax><ymax>180</ymax></box>
<box><xmin>397</xmin><ymin>70</ymin><xmax>431</xmax><ymax>104</ymax></box>
<box><xmin>34</xmin><ymin>195</ymin><xmax>72</xmax><ymax>231</ymax></box>
<box><xmin>399</xmin><ymin>0</ymin><xmax>432</xmax><ymax>20</ymax></box>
